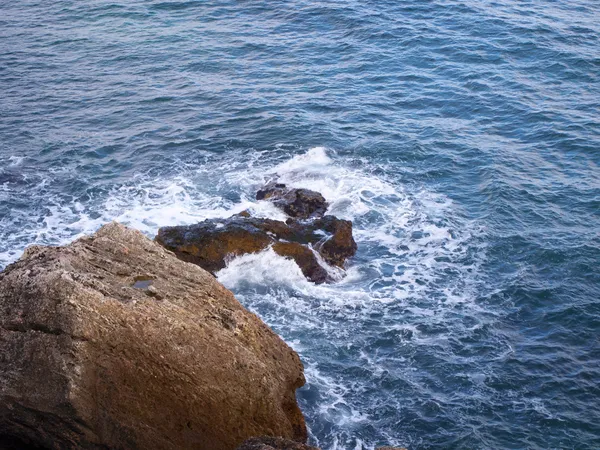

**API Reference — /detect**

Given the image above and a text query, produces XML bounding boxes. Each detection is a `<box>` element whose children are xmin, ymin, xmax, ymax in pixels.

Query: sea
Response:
<box><xmin>1</xmin><ymin>1</ymin><xmax>599</xmax><ymax>449</ymax></box>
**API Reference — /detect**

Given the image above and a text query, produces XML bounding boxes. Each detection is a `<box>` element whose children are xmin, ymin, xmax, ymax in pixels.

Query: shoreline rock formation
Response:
<box><xmin>0</xmin><ymin>223</ymin><xmax>307</xmax><ymax>450</ymax></box>
<box><xmin>156</xmin><ymin>214</ymin><xmax>356</xmax><ymax>284</ymax></box>
<box><xmin>156</xmin><ymin>184</ymin><xmax>357</xmax><ymax>284</ymax></box>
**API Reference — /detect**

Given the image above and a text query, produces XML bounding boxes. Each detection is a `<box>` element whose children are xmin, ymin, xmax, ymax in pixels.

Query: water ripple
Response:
<box><xmin>1</xmin><ymin>0</ymin><xmax>600</xmax><ymax>448</ymax></box>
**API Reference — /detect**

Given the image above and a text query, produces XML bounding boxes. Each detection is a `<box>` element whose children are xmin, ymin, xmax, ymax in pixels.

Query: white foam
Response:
<box><xmin>305</xmin><ymin>365</ymin><xmax>369</xmax><ymax>425</ymax></box>
<box><xmin>217</xmin><ymin>247</ymin><xmax>373</xmax><ymax>310</ymax></box>
<box><xmin>272</xmin><ymin>146</ymin><xmax>333</xmax><ymax>174</ymax></box>
<box><xmin>268</xmin><ymin>147</ymin><xmax>400</xmax><ymax>223</ymax></box>
<box><xmin>217</xmin><ymin>248</ymin><xmax>309</xmax><ymax>288</ymax></box>
<box><xmin>0</xmin><ymin>171</ymin><xmax>292</xmax><ymax>269</ymax></box>
<box><xmin>207</xmin><ymin>148</ymin><xmax>485</xmax><ymax>448</ymax></box>
<box><xmin>8</xmin><ymin>155</ymin><xmax>25</xmax><ymax>166</ymax></box>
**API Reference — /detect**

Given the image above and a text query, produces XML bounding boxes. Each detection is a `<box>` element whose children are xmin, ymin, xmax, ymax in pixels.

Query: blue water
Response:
<box><xmin>1</xmin><ymin>1</ymin><xmax>600</xmax><ymax>448</ymax></box>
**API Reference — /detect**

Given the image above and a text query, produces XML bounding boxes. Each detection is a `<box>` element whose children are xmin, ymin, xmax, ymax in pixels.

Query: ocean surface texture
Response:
<box><xmin>1</xmin><ymin>1</ymin><xmax>599</xmax><ymax>449</ymax></box>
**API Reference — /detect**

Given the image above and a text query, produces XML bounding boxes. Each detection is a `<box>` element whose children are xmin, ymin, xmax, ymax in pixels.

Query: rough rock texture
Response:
<box><xmin>236</xmin><ymin>436</ymin><xmax>319</xmax><ymax>450</ymax></box>
<box><xmin>310</xmin><ymin>216</ymin><xmax>357</xmax><ymax>268</ymax></box>
<box><xmin>156</xmin><ymin>215</ymin><xmax>356</xmax><ymax>284</ymax></box>
<box><xmin>272</xmin><ymin>242</ymin><xmax>329</xmax><ymax>284</ymax></box>
<box><xmin>155</xmin><ymin>216</ymin><xmax>280</xmax><ymax>274</ymax></box>
<box><xmin>256</xmin><ymin>183</ymin><xmax>328</xmax><ymax>219</ymax></box>
<box><xmin>0</xmin><ymin>222</ymin><xmax>307</xmax><ymax>450</ymax></box>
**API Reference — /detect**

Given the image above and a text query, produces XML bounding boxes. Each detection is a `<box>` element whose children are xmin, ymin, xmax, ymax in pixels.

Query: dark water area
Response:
<box><xmin>1</xmin><ymin>1</ymin><xmax>600</xmax><ymax>448</ymax></box>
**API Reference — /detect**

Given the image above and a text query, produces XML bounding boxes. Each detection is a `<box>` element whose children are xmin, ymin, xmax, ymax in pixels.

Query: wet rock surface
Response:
<box><xmin>272</xmin><ymin>242</ymin><xmax>330</xmax><ymax>284</ymax></box>
<box><xmin>156</xmin><ymin>213</ymin><xmax>356</xmax><ymax>284</ymax></box>
<box><xmin>155</xmin><ymin>184</ymin><xmax>356</xmax><ymax>284</ymax></box>
<box><xmin>0</xmin><ymin>222</ymin><xmax>307</xmax><ymax>450</ymax></box>
<box><xmin>309</xmin><ymin>216</ymin><xmax>357</xmax><ymax>267</ymax></box>
<box><xmin>156</xmin><ymin>216</ymin><xmax>279</xmax><ymax>273</ymax></box>
<box><xmin>256</xmin><ymin>183</ymin><xmax>328</xmax><ymax>219</ymax></box>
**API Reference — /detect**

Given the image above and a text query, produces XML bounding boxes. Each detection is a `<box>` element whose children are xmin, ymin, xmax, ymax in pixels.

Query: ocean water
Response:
<box><xmin>1</xmin><ymin>0</ymin><xmax>599</xmax><ymax>448</ymax></box>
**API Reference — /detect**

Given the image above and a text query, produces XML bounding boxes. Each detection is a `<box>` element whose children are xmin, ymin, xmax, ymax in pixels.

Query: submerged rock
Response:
<box><xmin>256</xmin><ymin>183</ymin><xmax>328</xmax><ymax>219</ymax></box>
<box><xmin>0</xmin><ymin>222</ymin><xmax>307</xmax><ymax>450</ymax></box>
<box><xmin>236</xmin><ymin>436</ymin><xmax>319</xmax><ymax>450</ymax></box>
<box><xmin>156</xmin><ymin>214</ymin><xmax>356</xmax><ymax>284</ymax></box>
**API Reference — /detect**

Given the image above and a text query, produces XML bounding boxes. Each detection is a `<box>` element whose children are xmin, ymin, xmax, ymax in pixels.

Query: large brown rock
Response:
<box><xmin>0</xmin><ymin>222</ymin><xmax>307</xmax><ymax>450</ymax></box>
<box><xmin>155</xmin><ymin>215</ymin><xmax>357</xmax><ymax>284</ymax></box>
<box><xmin>256</xmin><ymin>183</ymin><xmax>328</xmax><ymax>219</ymax></box>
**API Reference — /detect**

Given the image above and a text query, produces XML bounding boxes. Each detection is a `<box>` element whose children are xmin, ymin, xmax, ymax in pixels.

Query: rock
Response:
<box><xmin>0</xmin><ymin>435</ymin><xmax>48</xmax><ymax>450</ymax></box>
<box><xmin>256</xmin><ymin>183</ymin><xmax>287</xmax><ymax>200</ymax></box>
<box><xmin>376</xmin><ymin>447</ymin><xmax>408</xmax><ymax>450</ymax></box>
<box><xmin>0</xmin><ymin>222</ymin><xmax>307</xmax><ymax>450</ymax></box>
<box><xmin>156</xmin><ymin>215</ymin><xmax>357</xmax><ymax>284</ymax></box>
<box><xmin>256</xmin><ymin>183</ymin><xmax>328</xmax><ymax>219</ymax></box>
<box><xmin>272</xmin><ymin>242</ymin><xmax>329</xmax><ymax>284</ymax></box>
<box><xmin>236</xmin><ymin>436</ymin><xmax>319</xmax><ymax>450</ymax></box>
<box><xmin>155</xmin><ymin>216</ymin><xmax>279</xmax><ymax>273</ymax></box>
<box><xmin>310</xmin><ymin>216</ymin><xmax>357</xmax><ymax>268</ymax></box>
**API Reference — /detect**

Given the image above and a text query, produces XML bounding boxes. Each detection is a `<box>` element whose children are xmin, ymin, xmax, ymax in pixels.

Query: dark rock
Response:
<box><xmin>311</xmin><ymin>216</ymin><xmax>358</xmax><ymax>267</ymax></box>
<box><xmin>0</xmin><ymin>434</ymin><xmax>49</xmax><ymax>450</ymax></box>
<box><xmin>156</xmin><ymin>214</ymin><xmax>357</xmax><ymax>284</ymax></box>
<box><xmin>0</xmin><ymin>222</ymin><xmax>307</xmax><ymax>450</ymax></box>
<box><xmin>272</xmin><ymin>242</ymin><xmax>330</xmax><ymax>284</ymax></box>
<box><xmin>256</xmin><ymin>183</ymin><xmax>287</xmax><ymax>200</ymax></box>
<box><xmin>256</xmin><ymin>183</ymin><xmax>328</xmax><ymax>219</ymax></box>
<box><xmin>236</xmin><ymin>436</ymin><xmax>320</xmax><ymax>450</ymax></box>
<box><xmin>155</xmin><ymin>217</ymin><xmax>278</xmax><ymax>273</ymax></box>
